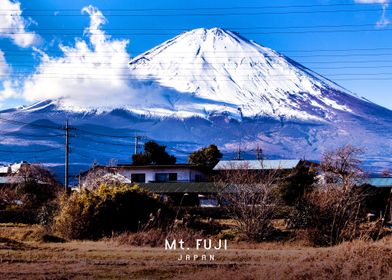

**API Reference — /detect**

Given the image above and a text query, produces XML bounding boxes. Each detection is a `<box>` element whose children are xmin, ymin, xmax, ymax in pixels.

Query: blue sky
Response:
<box><xmin>0</xmin><ymin>0</ymin><xmax>392</xmax><ymax>109</ymax></box>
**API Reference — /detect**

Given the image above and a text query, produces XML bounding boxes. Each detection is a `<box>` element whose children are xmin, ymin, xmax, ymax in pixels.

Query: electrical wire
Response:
<box><xmin>0</xmin><ymin>3</ymin><xmax>375</xmax><ymax>12</ymax></box>
<box><xmin>0</xmin><ymin>116</ymin><xmax>64</xmax><ymax>130</ymax></box>
<box><xmin>0</xmin><ymin>8</ymin><xmax>383</xmax><ymax>17</ymax></box>
<box><xmin>0</xmin><ymin>147</ymin><xmax>60</xmax><ymax>153</ymax></box>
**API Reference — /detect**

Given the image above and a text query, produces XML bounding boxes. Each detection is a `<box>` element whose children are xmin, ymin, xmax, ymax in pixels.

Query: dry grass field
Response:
<box><xmin>0</xmin><ymin>223</ymin><xmax>392</xmax><ymax>280</ymax></box>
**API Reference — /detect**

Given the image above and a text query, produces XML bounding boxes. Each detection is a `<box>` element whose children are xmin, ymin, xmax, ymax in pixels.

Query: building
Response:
<box><xmin>0</xmin><ymin>161</ymin><xmax>30</xmax><ymax>176</ymax></box>
<box><xmin>115</xmin><ymin>164</ymin><xmax>206</xmax><ymax>183</ymax></box>
<box><xmin>213</xmin><ymin>159</ymin><xmax>318</xmax><ymax>183</ymax></box>
<box><xmin>366</xmin><ymin>177</ymin><xmax>392</xmax><ymax>188</ymax></box>
<box><xmin>80</xmin><ymin>164</ymin><xmax>206</xmax><ymax>185</ymax></box>
<box><xmin>0</xmin><ymin>161</ymin><xmax>30</xmax><ymax>187</ymax></box>
<box><xmin>79</xmin><ymin>164</ymin><xmax>210</xmax><ymax>206</ymax></box>
<box><xmin>213</xmin><ymin>159</ymin><xmax>317</xmax><ymax>172</ymax></box>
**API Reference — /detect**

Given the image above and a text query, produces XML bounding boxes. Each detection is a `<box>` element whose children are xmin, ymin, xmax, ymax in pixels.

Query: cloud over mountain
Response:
<box><xmin>0</xmin><ymin>0</ymin><xmax>38</xmax><ymax>47</ymax></box>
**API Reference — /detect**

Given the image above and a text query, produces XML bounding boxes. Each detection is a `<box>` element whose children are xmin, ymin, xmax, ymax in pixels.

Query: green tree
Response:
<box><xmin>188</xmin><ymin>144</ymin><xmax>223</xmax><ymax>172</ymax></box>
<box><xmin>278</xmin><ymin>163</ymin><xmax>316</xmax><ymax>205</ymax></box>
<box><xmin>132</xmin><ymin>141</ymin><xmax>176</xmax><ymax>165</ymax></box>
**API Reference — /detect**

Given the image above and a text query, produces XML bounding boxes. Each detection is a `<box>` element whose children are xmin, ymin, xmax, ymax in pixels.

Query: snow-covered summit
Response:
<box><xmin>129</xmin><ymin>27</ymin><xmax>368</xmax><ymax>121</ymax></box>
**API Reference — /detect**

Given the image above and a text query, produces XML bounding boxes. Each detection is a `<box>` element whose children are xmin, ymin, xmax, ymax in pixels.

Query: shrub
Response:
<box><xmin>53</xmin><ymin>184</ymin><xmax>174</xmax><ymax>240</ymax></box>
<box><xmin>289</xmin><ymin>185</ymin><xmax>371</xmax><ymax>246</ymax></box>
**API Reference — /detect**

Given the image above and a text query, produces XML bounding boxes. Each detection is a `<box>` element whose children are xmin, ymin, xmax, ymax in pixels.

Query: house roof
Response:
<box><xmin>0</xmin><ymin>162</ymin><xmax>29</xmax><ymax>175</ymax></box>
<box><xmin>0</xmin><ymin>176</ymin><xmax>45</xmax><ymax>185</ymax></box>
<box><xmin>366</xmin><ymin>178</ymin><xmax>392</xmax><ymax>188</ymax></box>
<box><xmin>80</xmin><ymin>164</ymin><xmax>202</xmax><ymax>177</ymax></box>
<box><xmin>117</xmin><ymin>164</ymin><xmax>200</xmax><ymax>169</ymax></box>
<box><xmin>139</xmin><ymin>182</ymin><xmax>246</xmax><ymax>194</ymax></box>
<box><xmin>139</xmin><ymin>182</ymin><xmax>219</xmax><ymax>193</ymax></box>
<box><xmin>213</xmin><ymin>159</ymin><xmax>303</xmax><ymax>171</ymax></box>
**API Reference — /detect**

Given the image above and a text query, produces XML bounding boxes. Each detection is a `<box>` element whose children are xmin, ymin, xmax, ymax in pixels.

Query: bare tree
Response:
<box><xmin>9</xmin><ymin>164</ymin><xmax>61</xmax><ymax>208</ymax></box>
<box><xmin>302</xmin><ymin>145</ymin><xmax>372</xmax><ymax>245</ymax></box>
<box><xmin>216</xmin><ymin>162</ymin><xmax>280</xmax><ymax>241</ymax></box>
<box><xmin>12</xmin><ymin>163</ymin><xmax>60</xmax><ymax>187</ymax></box>
<box><xmin>320</xmin><ymin>144</ymin><xmax>365</xmax><ymax>188</ymax></box>
<box><xmin>81</xmin><ymin>166</ymin><xmax>130</xmax><ymax>190</ymax></box>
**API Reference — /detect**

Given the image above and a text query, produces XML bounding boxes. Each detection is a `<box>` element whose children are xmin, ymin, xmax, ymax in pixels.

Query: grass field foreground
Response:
<box><xmin>0</xmin><ymin>223</ymin><xmax>392</xmax><ymax>280</ymax></box>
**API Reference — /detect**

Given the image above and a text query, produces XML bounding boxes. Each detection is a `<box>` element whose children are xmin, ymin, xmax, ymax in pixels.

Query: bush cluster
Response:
<box><xmin>53</xmin><ymin>184</ymin><xmax>174</xmax><ymax>240</ymax></box>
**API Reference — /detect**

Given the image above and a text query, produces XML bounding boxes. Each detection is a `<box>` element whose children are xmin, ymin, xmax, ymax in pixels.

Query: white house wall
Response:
<box><xmin>117</xmin><ymin>167</ymin><xmax>204</xmax><ymax>183</ymax></box>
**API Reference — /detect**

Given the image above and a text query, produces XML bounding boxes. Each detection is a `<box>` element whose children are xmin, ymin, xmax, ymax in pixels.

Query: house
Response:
<box><xmin>78</xmin><ymin>164</ymin><xmax>213</xmax><ymax>206</ymax></box>
<box><xmin>366</xmin><ymin>177</ymin><xmax>392</xmax><ymax>188</ymax></box>
<box><xmin>0</xmin><ymin>161</ymin><xmax>30</xmax><ymax>187</ymax></box>
<box><xmin>115</xmin><ymin>164</ymin><xmax>206</xmax><ymax>183</ymax></box>
<box><xmin>213</xmin><ymin>159</ymin><xmax>318</xmax><ymax>182</ymax></box>
<box><xmin>140</xmin><ymin>182</ymin><xmax>219</xmax><ymax>206</ymax></box>
<box><xmin>213</xmin><ymin>159</ymin><xmax>317</xmax><ymax>172</ymax></box>
<box><xmin>0</xmin><ymin>161</ymin><xmax>30</xmax><ymax>176</ymax></box>
<box><xmin>80</xmin><ymin>164</ymin><xmax>206</xmax><ymax>185</ymax></box>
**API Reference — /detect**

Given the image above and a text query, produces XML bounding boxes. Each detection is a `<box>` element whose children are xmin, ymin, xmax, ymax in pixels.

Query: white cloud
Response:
<box><xmin>0</xmin><ymin>0</ymin><xmax>38</xmax><ymax>47</ymax></box>
<box><xmin>0</xmin><ymin>49</ymin><xmax>10</xmax><ymax>77</ymax></box>
<box><xmin>355</xmin><ymin>0</ymin><xmax>388</xmax><ymax>3</ymax></box>
<box><xmin>15</xmin><ymin>5</ymin><xmax>168</xmax><ymax>111</ymax></box>
<box><xmin>355</xmin><ymin>0</ymin><xmax>391</xmax><ymax>27</ymax></box>
<box><xmin>0</xmin><ymin>50</ymin><xmax>17</xmax><ymax>103</ymax></box>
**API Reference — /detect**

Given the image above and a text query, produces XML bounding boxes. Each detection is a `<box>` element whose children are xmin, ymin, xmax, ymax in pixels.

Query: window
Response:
<box><xmin>155</xmin><ymin>173</ymin><xmax>177</xmax><ymax>182</ymax></box>
<box><xmin>131</xmin><ymin>173</ymin><xmax>145</xmax><ymax>183</ymax></box>
<box><xmin>169</xmin><ymin>173</ymin><xmax>177</xmax><ymax>181</ymax></box>
<box><xmin>195</xmin><ymin>174</ymin><xmax>203</xmax><ymax>182</ymax></box>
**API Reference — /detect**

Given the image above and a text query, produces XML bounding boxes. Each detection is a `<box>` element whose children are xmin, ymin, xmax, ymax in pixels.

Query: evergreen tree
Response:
<box><xmin>132</xmin><ymin>141</ymin><xmax>176</xmax><ymax>165</ymax></box>
<box><xmin>278</xmin><ymin>163</ymin><xmax>316</xmax><ymax>205</ymax></box>
<box><xmin>188</xmin><ymin>144</ymin><xmax>222</xmax><ymax>172</ymax></box>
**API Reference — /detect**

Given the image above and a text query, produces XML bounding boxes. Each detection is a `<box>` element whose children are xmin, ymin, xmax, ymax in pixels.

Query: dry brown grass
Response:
<box><xmin>1</xmin><ymin>223</ymin><xmax>392</xmax><ymax>279</ymax></box>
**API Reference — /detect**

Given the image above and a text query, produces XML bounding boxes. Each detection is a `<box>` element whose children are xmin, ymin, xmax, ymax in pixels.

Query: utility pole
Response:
<box><xmin>134</xmin><ymin>136</ymin><xmax>142</xmax><ymax>154</ymax></box>
<box><xmin>256</xmin><ymin>145</ymin><xmax>263</xmax><ymax>160</ymax></box>
<box><xmin>65</xmin><ymin>120</ymin><xmax>69</xmax><ymax>193</ymax></box>
<box><xmin>236</xmin><ymin>145</ymin><xmax>242</xmax><ymax>160</ymax></box>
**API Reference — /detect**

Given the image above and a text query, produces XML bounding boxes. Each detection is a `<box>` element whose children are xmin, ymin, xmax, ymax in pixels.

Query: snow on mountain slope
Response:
<box><xmin>1</xmin><ymin>28</ymin><xmax>392</xmax><ymax>178</ymax></box>
<box><xmin>128</xmin><ymin>27</ymin><xmax>368</xmax><ymax>121</ymax></box>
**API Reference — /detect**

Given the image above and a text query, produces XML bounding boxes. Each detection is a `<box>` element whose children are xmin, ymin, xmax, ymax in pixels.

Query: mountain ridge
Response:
<box><xmin>0</xmin><ymin>27</ymin><xmax>391</xmax><ymax>177</ymax></box>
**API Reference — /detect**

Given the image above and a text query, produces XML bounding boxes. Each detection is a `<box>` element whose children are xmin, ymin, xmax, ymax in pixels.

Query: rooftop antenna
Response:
<box><xmin>256</xmin><ymin>145</ymin><xmax>263</xmax><ymax>160</ymax></box>
<box><xmin>236</xmin><ymin>145</ymin><xmax>242</xmax><ymax>160</ymax></box>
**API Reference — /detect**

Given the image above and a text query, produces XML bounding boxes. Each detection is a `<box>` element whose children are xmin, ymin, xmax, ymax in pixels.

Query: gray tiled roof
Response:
<box><xmin>213</xmin><ymin>159</ymin><xmax>301</xmax><ymax>171</ymax></box>
<box><xmin>366</xmin><ymin>177</ymin><xmax>392</xmax><ymax>188</ymax></box>
<box><xmin>139</xmin><ymin>182</ymin><xmax>218</xmax><ymax>193</ymax></box>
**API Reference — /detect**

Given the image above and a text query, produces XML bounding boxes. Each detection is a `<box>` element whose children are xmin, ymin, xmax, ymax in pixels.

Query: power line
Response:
<box><xmin>73</xmin><ymin>127</ymin><xmax>137</xmax><ymax>139</ymax></box>
<box><xmin>4</xmin><ymin>46</ymin><xmax>392</xmax><ymax>55</ymax></box>
<box><xmin>0</xmin><ymin>3</ymin><xmax>374</xmax><ymax>12</ymax></box>
<box><xmin>0</xmin><ymin>8</ymin><xmax>382</xmax><ymax>17</ymax></box>
<box><xmin>4</xmin><ymin>71</ymin><xmax>392</xmax><ymax>78</ymax></box>
<box><xmin>6</xmin><ymin>59</ymin><xmax>392</xmax><ymax>66</ymax></box>
<box><xmin>6</xmin><ymin>52</ymin><xmax>392</xmax><ymax>59</ymax></box>
<box><xmin>73</xmin><ymin>136</ymin><xmax>135</xmax><ymax>147</ymax></box>
<box><xmin>0</xmin><ymin>23</ymin><xmax>383</xmax><ymax>31</ymax></box>
<box><xmin>4</xmin><ymin>28</ymin><xmax>392</xmax><ymax>36</ymax></box>
<box><xmin>0</xmin><ymin>147</ymin><xmax>60</xmax><ymax>153</ymax></box>
<box><xmin>4</xmin><ymin>64</ymin><xmax>392</xmax><ymax>72</ymax></box>
<box><xmin>0</xmin><ymin>116</ymin><xmax>64</xmax><ymax>130</ymax></box>
<box><xmin>3</xmin><ymin>72</ymin><xmax>392</xmax><ymax>81</ymax></box>
<box><xmin>1</xmin><ymin>131</ymin><xmax>65</xmax><ymax>138</ymax></box>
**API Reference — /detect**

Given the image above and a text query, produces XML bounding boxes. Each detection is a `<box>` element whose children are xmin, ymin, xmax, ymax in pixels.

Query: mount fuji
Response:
<box><xmin>1</xmin><ymin>27</ymin><xmax>392</xmax><ymax>180</ymax></box>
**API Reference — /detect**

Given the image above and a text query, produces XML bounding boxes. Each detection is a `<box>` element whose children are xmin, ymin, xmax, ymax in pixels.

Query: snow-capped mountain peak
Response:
<box><xmin>129</xmin><ymin>27</ymin><xmax>367</xmax><ymax>121</ymax></box>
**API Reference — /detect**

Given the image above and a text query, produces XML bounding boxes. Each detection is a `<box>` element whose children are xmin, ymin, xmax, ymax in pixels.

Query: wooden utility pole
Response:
<box><xmin>134</xmin><ymin>135</ymin><xmax>142</xmax><ymax>154</ymax></box>
<box><xmin>256</xmin><ymin>145</ymin><xmax>263</xmax><ymax>160</ymax></box>
<box><xmin>65</xmin><ymin>120</ymin><xmax>69</xmax><ymax>193</ymax></box>
<box><xmin>236</xmin><ymin>145</ymin><xmax>242</xmax><ymax>160</ymax></box>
